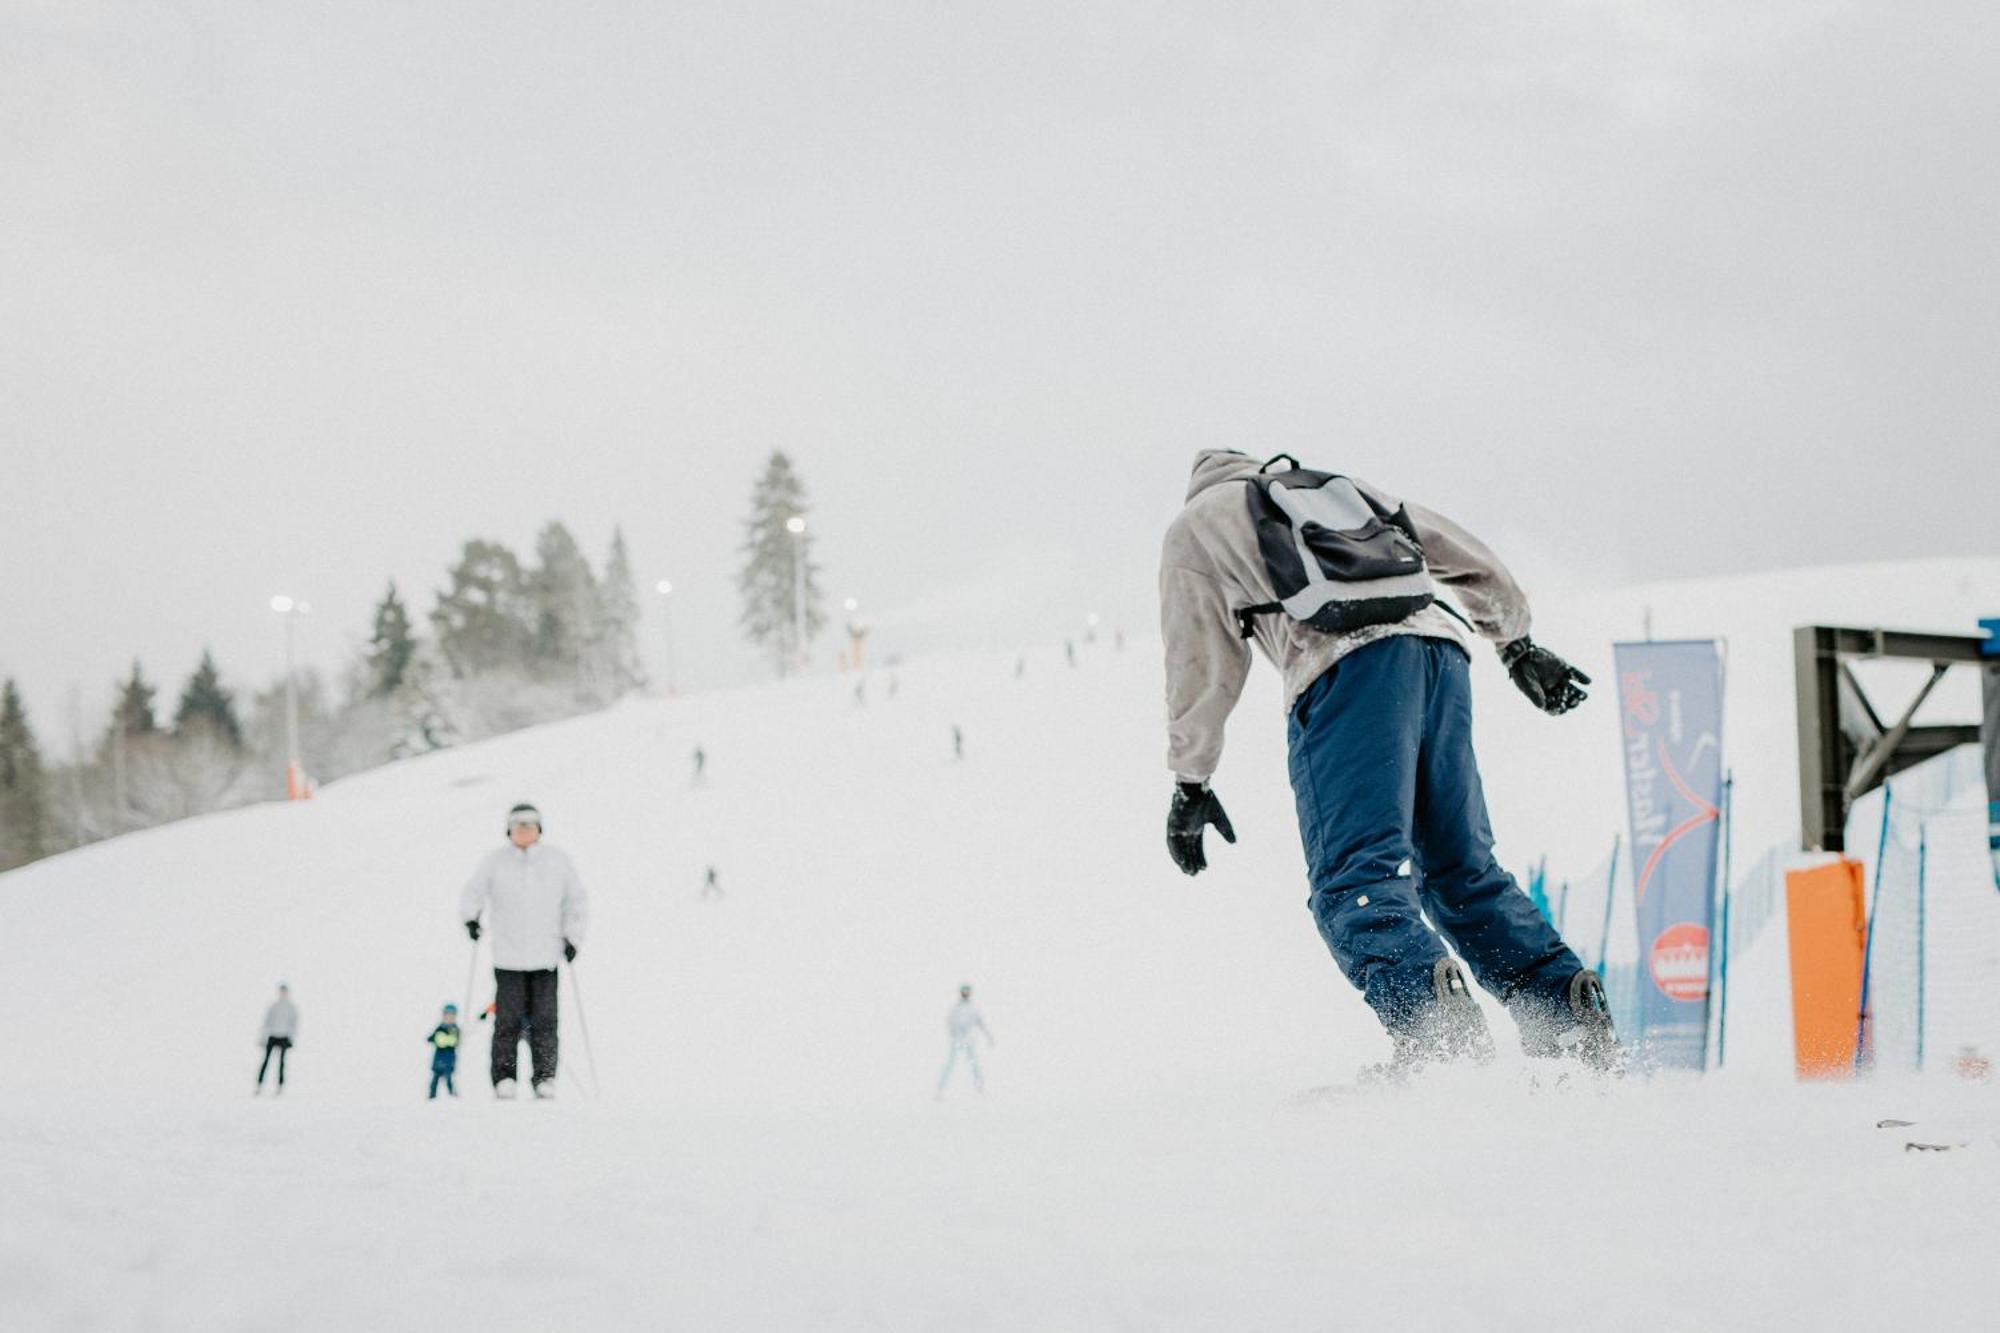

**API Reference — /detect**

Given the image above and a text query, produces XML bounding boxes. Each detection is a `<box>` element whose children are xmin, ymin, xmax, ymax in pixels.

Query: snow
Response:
<box><xmin>3</xmin><ymin>557</ymin><xmax>1998</xmax><ymax>1330</ymax></box>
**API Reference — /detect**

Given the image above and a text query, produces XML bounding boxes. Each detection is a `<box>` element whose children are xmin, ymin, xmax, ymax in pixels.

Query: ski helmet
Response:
<box><xmin>505</xmin><ymin>803</ymin><xmax>543</xmax><ymax>835</ymax></box>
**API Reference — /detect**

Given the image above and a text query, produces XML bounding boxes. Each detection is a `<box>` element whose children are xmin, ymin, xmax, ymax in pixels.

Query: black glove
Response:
<box><xmin>563</xmin><ymin>939</ymin><xmax>578</xmax><ymax>963</ymax></box>
<box><xmin>1500</xmin><ymin>637</ymin><xmax>1591</xmax><ymax>716</ymax></box>
<box><xmin>464</xmin><ymin>920</ymin><xmax>480</xmax><ymax>942</ymax></box>
<box><xmin>1167</xmin><ymin>782</ymin><xmax>1236</xmax><ymax>876</ymax></box>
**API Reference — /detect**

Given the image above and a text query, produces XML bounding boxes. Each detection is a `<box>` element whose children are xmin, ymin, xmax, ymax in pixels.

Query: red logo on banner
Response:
<box><xmin>1649</xmin><ymin>923</ymin><xmax>1709</xmax><ymax>1002</ymax></box>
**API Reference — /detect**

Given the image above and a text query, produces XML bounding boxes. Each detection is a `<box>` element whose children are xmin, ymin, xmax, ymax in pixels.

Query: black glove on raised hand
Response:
<box><xmin>563</xmin><ymin>939</ymin><xmax>578</xmax><ymax>963</ymax></box>
<box><xmin>1500</xmin><ymin>637</ymin><xmax>1591</xmax><ymax>716</ymax></box>
<box><xmin>1167</xmin><ymin>782</ymin><xmax>1236</xmax><ymax>876</ymax></box>
<box><xmin>464</xmin><ymin>920</ymin><xmax>481</xmax><ymax>942</ymax></box>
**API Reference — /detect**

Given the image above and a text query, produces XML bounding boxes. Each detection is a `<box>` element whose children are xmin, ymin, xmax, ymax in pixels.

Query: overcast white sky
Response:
<box><xmin>4</xmin><ymin>1</ymin><xmax>1996</xmax><ymax>749</ymax></box>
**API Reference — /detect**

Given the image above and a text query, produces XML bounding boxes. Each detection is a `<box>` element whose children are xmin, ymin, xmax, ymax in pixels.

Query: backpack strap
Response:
<box><xmin>1235</xmin><ymin>459</ymin><xmax>1295</xmax><ymax>638</ymax></box>
<box><xmin>1234</xmin><ymin>602</ymin><xmax>1282</xmax><ymax>640</ymax></box>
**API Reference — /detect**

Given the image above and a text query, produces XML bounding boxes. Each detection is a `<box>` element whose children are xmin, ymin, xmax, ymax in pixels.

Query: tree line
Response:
<box><xmin>0</xmin><ymin>449</ymin><xmax>829</xmax><ymax>874</ymax></box>
<box><xmin>0</xmin><ymin>521</ymin><xmax>645</xmax><ymax>873</ymax></box>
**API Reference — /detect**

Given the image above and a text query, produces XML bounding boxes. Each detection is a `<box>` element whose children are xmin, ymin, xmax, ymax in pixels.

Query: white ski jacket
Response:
<box><xmin>947</xmin><ymin>1000</ymin><xmax>991</xmax><ymax>1045</ymax></box>
<box><xmin>261</xmin><ymin>998</ymin><xmax>299</xmax><ymax>1041</ymax></box>
<box><xmin>459</xmin><ymin>843</ymin><xmax>590</xmax><ymax>971</ymax></box>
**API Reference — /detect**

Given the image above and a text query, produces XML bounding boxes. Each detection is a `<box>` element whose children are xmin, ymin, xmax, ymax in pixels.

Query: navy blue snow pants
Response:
<box><xmin>1287</xmin><ymin>635</ymin><xmax>1581</xmax><ymax>1035</ymax></box>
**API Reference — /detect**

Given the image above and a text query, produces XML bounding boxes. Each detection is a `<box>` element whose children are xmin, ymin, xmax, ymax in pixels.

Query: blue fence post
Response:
<box><xmin>1917</xmin><ymin>825</ymin><xmax>1928</xmax><ymax>1073</ymax></box>
<box><xmin>1715</xmin><ymin>772</ymin><xmax>1734</xmax><ymax>1071</ymax></box>
<box><xmin>1856</xmin><ymin>784</ymin><xmax>1894</xmax><ymax>1071</ymax></box>
<box><xmin>1598</xmin><ymin>832</ymin><xmax>1622</xmax><ymax>974</ymax></box>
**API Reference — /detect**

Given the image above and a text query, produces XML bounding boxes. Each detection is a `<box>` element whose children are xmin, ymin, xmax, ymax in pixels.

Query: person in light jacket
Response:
<box><xmin>255</xmin><ymin>983</ymin><xmax>298</xmax><ymax>1095</ymax></box>
<box><xmin>1160</xmin><ymin>450</ymin><xmax>1617</xmax><ymax>1077</ymax></box>
<box><xmin>937</xmin><ymin>984</ymin><xmax>994</xmax><ymax>1098</ymax></box>
<box><xmin>460</xmin><ymin>803</ymin><xmax>588</xmax><ymax>1099</ymax></box>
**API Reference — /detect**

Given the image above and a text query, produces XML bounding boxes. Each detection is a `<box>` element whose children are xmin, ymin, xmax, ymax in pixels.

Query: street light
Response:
<box><xmin>654</xmin><ymin>579</ymin><xmax>678</xmax><ymax>695</ymax></box>
<box><xmin>785</xmin><ymin>515</ymin><xmax>807</xmax><ymax>674</ymax></box>
<box><xmin>843</xmin><ymin>597</ymin><xmax>867</xmax><ymax>671</ymax></box>
<box><xmin>270</xmin><ymin>595</ymin><xmax>311</xmax><ymax>799</ymax></box>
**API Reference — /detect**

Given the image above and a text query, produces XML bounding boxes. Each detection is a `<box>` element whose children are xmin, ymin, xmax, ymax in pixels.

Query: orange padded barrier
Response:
<box><xmin>1785</xmin><ymin>859</ymin><xmax>1867</xmax><ymax>1079</ymax></box>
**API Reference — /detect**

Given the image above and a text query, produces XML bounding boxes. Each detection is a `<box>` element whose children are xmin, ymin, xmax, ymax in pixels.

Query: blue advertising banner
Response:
<box><xmin>1614</xmin><ymin>640</ymin><xmax>1725</xmax><ymax>1070</ymax></box>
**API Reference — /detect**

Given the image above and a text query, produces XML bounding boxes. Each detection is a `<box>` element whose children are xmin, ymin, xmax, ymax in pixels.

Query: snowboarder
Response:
<box><xmin>427</xmin><ymin>1003</ymin><xmax>461</xmax><ymax>1099</ymax></box>
<box><xmin>460</xmin><ymin>803</ymin><xmax>589</xmax><ymax>1099</ymax></box>
<box><xmin>701</xmin><ymin>865</ymin><xmax>723</xmax><ymax>899</ymax></box>
<box><xmin>1159</xmin><ymin>450</ymin><xmax>1617</xmax><ymax>1077</ymax></box>
<box><xmin>255</xmin><ymin>983</ymin><xmax>298</xmax><ymax>1095</ymax></box>
<box><xmin>937</xmin><ymin>984</ymin><xmax>993</xmax><ymax>1098</ymax></box>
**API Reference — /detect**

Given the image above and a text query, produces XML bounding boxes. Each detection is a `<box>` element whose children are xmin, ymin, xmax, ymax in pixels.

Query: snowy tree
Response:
<box><xmin>526</xmin><ymin>521</ymin><xmax>603</xmax><ymax>694</ymax></box>
<box><xmin>736</xmin><ymin>451</ymin><xmax>825</xmax><ymax>676</ymax></box>
<box><xmin>174</xmin><ymin>649</ymin><xmax>243</xmax><ymax>749</ymax></box>
<box><xmin>431</xmin><ymin>539</ymin><xmax>532</xmax><ymax>677</ymax></box>
<box><xmin>599</xmin><ymin>527</ymin><xmax>646</xmax><ymax>696</ymax></box>
<box><xmin>365</xmin><ymin>581</ymin><xmax>416</xmax><ymax>698</ymax></box>
<box><xmin>0</xmin><ymin>679</ymin><xmax>49</xmax><ymax>870</ymax></box>
<box><xmin>109</xmin><ymin>660</ymin><xmax>158</xmax><ymax>741</ymax></box>
<box><xmin>391</xmin><ymin>639</ymin><xmax>459</xmax><ymax>758</ymax></box>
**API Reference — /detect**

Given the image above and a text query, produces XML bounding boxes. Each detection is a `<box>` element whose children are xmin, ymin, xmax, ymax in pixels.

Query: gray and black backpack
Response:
<box><xmin>1233</xmin><ymin>454</ymin><xmax>1436</xmax><ymax>640</ymax></box>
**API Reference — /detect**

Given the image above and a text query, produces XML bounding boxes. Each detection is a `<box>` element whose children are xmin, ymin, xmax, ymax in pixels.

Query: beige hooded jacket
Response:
<box><xmin>1160</xmin><ymin>449</ymin><xmax>1532</xmax><ymax>781</ymax></box>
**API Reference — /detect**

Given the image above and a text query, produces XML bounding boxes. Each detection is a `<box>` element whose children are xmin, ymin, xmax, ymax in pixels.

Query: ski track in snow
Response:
<box><xmin>3</xmin><ymin>558</ymin><xmax>1999</xmax><ymax>1330</ymax></box>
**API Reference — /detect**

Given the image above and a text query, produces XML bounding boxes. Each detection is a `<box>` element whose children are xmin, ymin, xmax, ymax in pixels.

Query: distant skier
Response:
<box><xmin>1160</xmin><ymin>450</ymin><xmax>1617</xmax><ymax>1078</ymax></box>
<box><xmin>1014</xmin><ymin>656</ymin><xmax>1026</xmax><ymax>679</ymax></box>
<box><xmin>427</xmin><ymin>1003</ymin><xmax>461</xmax><ymax>1099</ymax></box>
<box><xmin>460</xmin><ymin>803</ymin><xmax>589</xmax><ymax>1100</ymax></box>
<box><xmin>937</xmin><ymin>984</ymin><xmax>994</xmax><ymax>1098</ymax></box>
<box><xmin>692</xmin><ymin>745</ymin><xmax>707</xmax><ymax>787</ymax></box>
<box><xmin>255</xmin><ymin>983</ymin><xmax>298</xmax><ymax>1096</ymax></box>
<box><xmin>1065</xmin><ymin>639</ymin><xmax>1077</xmax><ymax>668</ymax></box>
<box><xmin>951</xmin><ymin>725</ymin><xmax>964</xmax><ymax>761</ymax></box>
<box><xmin>701</xmin><ymin>865</ymin><xmax>723</xmax><ymax>900</ymax></box>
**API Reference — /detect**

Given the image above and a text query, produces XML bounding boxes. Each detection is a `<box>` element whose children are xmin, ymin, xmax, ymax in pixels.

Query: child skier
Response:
<box><xmin>427</xmin><ymin>1004</ymin><xmax>461</xmax><ymax>1099</ymax></box>
<box><xmin>937</xmin><ymin>984</ymin><xmax>994</xmax><ymax>1098</ymax></box>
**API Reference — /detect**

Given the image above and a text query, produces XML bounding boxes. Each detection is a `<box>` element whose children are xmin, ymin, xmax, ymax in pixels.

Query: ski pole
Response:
<box><xmin>567</xmin><ymin>960</ymin><xmax>602</xmax><ymax>1100</ymax></box>
<box><xmin>461</xmin><ymin>932</ymin><xmax>481</xmax><ymax>1020</ymax></box>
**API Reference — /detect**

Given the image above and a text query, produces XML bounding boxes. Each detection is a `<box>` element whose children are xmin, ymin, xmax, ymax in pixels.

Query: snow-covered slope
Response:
<box><xmin>2</xmin><ymin>557</ymin><xmax>1996</xmax><ymax>1331</ymax></box>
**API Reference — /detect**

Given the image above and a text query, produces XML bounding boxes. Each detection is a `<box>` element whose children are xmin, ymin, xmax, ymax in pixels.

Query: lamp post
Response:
<box><xmin>269</xmin><ymin>595</ymin><xmax>311</xmax><ymax>799</ymax></box>
<box><xmin>654</xmin><ymin>579</ymin><xmax>678</xmax><ymax>695</ymax></box>
<box><xmin>785</xmin><ymin>514</ymin><xmax>807</xmax><ymax>675</ymax></box>
<box><xmin>843</xmin><ymin>596</ymin><xmax>865</xmax><ymax>671</ymax></box>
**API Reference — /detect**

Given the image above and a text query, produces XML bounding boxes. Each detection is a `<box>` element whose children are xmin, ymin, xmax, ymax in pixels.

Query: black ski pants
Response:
<box><xmin>257</xmin><ymin>1037</ymin><xmax>291</xmax><ymax>1087</ymax></box>
<box><xmin>491</xmin><ymin>967</ymin><xmax>559</xmax><ymax>1087</ymax></box>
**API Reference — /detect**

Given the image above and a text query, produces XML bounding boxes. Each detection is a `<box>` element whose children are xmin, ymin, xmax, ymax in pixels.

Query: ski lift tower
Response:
<box><xmin>1794</xmin><ymin>623</ymin><xmax>1991</xmax><ymax>852</ymax></box>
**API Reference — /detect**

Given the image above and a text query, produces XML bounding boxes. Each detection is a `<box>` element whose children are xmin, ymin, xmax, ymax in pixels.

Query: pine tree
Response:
<box><xmin>391</xmin><ymin>640</ymin><xmax>459</xmax><ymax>757</ymax></box>
<box><xmin>0</xmin><ymin>679</ymin><xmax>49</xmax><ymax>870</ymax></box>
<box><xmin>599</xmin><ymin>527</ymin><xmax>646</xmax><ymax>696</ymax></box>
<box><xmin>174</xmin><ymin>649</ymin><xmax>243</xmax><ymax>749</ymax></box>
<box><xmin>431</xmin><ymin>539</ymin><xmax>532</xmax><ymax>677</ymax></box>
<box><xmin>366</xmin><ymin>581</ymin><xmax>416</xmax><ymax>698</ymax></box>
<box><xmin>525</xmin><ymin>521</ymin><xmax>602</xmax><ymax>691</ymax></box>
<box><xmin>105</xmin><ymin>660</ymin><xmax>158</xmax><ymax>748</ymax></box>
<box><xmin>736</xmin><ymin>451</ymin><xmax>825</xmax><ymax>676</ymax></box>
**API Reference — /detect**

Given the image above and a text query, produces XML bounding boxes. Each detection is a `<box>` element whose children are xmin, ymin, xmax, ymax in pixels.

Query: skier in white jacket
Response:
<box><xmin>459</xmin><ymin>803</ymin><xmax>588</xmax><ymax>1099</ymax></box>
<box><xmin>254</xmin><ymin>983</ymin><xmax>298</xmax><ymax>1095</ymax></box>
<box><xmin>937</xmin><ymin>984</ymin><xmax>993</xmax><ymax>1098</ymax></box>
